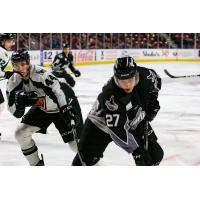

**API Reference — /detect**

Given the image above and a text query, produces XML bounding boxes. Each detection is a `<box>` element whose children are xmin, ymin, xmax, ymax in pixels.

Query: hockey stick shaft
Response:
<box><xmin>71</xmin><ymin>120</ymin><xmax>86</xmax><ymax>166</ymax></box>
<box><xmin>164</xmin><ymin>69</ymin><xmax>200</xmax><ymax>78</ymax></box>
<box><xmin>144</xmin><ymin>120</ymin><xmax>149</xmax><ymax>151</ymax></box>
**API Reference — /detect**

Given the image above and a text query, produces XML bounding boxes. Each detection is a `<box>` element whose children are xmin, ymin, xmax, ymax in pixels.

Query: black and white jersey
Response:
<box><xmin>0</xmin><ymin>46</ymin><xmax>10</xmax><ymax>77</ymax></box>
<box><xmin>87</xmin><ymin>66</ymin><xmax>161</xmax><ymax>153</ymax></box>
<box><xmin>6</xmin><ymin>65</ymin><xmax>74</xmax><ymax>118</ymax></box>
<box><xmin>51</xmin><ymin>51</ymin><xmax>76</xmax><ymax>73</ymax></box>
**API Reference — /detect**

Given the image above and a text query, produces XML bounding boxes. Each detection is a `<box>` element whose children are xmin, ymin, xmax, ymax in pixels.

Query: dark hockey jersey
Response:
<box><xmin>51</xmin><ymin>51</ymin><xmax>76</xmax><ymax>73</ymax></box>
<box><xmin>88</xmin><ymin>66</ymin><xmax>161</xmax><ymax>153</ymax></box>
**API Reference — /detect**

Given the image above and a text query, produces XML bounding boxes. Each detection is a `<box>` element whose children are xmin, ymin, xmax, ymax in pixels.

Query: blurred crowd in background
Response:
<box><xmin>11</xmin><ymin>33</ymin><xmax>200</xmax><ymax>50</ymax></box>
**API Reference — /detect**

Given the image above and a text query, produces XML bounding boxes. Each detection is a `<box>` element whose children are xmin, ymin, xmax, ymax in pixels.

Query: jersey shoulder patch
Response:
<box><xmin>105</xmin><ymin>95</ymin><xmax>119</xmax><ymax>111</ymax></box>
<box><xmin>147</xmin><ymin>69</ymin><xmax>160</xmax><ymax>91</ymax></box>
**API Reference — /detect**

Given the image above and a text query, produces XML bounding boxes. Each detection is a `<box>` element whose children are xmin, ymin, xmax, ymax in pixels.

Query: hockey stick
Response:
<box><xmin>144</xmin><ymin>120</ymin><xmax>149</xmax><ymax>151</ymax></box>
<box><xmin>71</xmin><ymin>119</ymin><xmax>86</xmax><ymax>166</ymax></box>
<box><xmin>164</xmin><ymin>69</ymin><xmax>200</xmax><ymax>78</ymax></box>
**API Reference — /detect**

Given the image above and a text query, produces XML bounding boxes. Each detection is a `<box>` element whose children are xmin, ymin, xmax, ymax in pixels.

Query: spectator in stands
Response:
<box><xmin>13</xmin><ymin>33</ymin><xmax>200</xmax><ymax>50</ymax></box>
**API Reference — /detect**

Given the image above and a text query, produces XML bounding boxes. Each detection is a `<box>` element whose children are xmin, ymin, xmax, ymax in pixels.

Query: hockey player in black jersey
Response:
<box><xmin>6</xmin><ymin>49</ymin><xmax>83</xmax><ymax>165</ymax></box>
<box><xmin>51</xmin><ymin>43</ymin><xmax>81</xmax><ymax>87</ymax></box>
<box><xmin>72</xmin><ymin>56</ymin><xmax>164</xmax><ymax>166</ymax></box>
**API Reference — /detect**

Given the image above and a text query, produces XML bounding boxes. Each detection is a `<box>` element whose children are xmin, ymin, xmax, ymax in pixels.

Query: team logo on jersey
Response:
<box><xmin>147</xmin><ymin>70</ymin><xmax>160</xmax><ymax>91</ymax></box>
<box><xmin>105</xmin><ymin>96</ymin><xmax>118</xmax><ymax>111</ymax></box>
<box><xmin>125</xmin><ymin>107</ymin><xmax>145</xmax><ymax>130</ymax></box>
<box><xmin>36</xmin><ymin>96</ymin><xmax>46</xmax><ymax>110</ymax></box>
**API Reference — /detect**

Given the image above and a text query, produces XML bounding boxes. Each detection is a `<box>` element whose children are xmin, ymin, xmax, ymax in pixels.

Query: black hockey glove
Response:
<box><xmin>132</xmin><ymin>147</ymin><xmax>153</xmax><ymax>166</ymax></box>
<box><xmin>4</xmin><ymin>71</ymin><xmax>14</xmax><ymax>79</ymax></box>
<box><xmin>73</xmin><ymin>70</ymin><xmax>81</xmax><ymax>77</ymax></box>
<box><xmin>15</xmin><ymin>90</ymin><xmax>38</xmax><ymax>110</ymax></box>
<box><xmin>60</xmin><ymin>105</ymin><xmax>80</xmax><ymax>127</ymax></box>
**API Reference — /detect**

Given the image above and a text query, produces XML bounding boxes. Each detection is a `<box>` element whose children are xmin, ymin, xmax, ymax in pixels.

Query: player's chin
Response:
<box><xmin>124</xmin><ymin>89</ymin><xmax>133</xmax><ymax>93</ymax></box>
<box><xmin>21</xmin><ymin>73</ymin><xmax>28</xmax><ymax>77</ymax></box>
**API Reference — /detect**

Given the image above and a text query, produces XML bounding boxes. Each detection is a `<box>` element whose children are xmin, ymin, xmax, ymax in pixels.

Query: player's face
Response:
<box><xmin>63</xmin><ymin>48</ymin><xmax>70</xmax><ymax>55</ymax></box>
<box><xmin>117</xmin><ymin>76</ymin><xmax>136</xmax><ymax>93</ymax></box>
<box><xmin>13</xmin><ymin>61</ymin><xmax>29</xmax><ymax>77</ymax></box>
<box><xmin>3</xmin><ymin>39</ymin><xmax>15</xmax><ymax>50</ymax></box>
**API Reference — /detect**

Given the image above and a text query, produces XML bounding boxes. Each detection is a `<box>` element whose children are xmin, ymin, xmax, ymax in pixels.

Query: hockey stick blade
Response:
<box><xmin>164</xmin><ymin>69</ymin><xmax>200</xmax><ymax>78</ymax></box>
<box><xmin>164</xmin><ymin>69</ymin><xmax>177</xmax><ymax>78</ymax></box>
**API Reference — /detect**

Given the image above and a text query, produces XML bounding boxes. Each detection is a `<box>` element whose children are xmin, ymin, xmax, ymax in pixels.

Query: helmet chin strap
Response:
<box><xmin>134</xmin><ymin>72</ymin><xmax>140</xmax><ymax>85</ymax></box>
<box><xmin>114</xmin><ymin>76</ymin><xmax>121</xmax><ymax>88</ymax></box>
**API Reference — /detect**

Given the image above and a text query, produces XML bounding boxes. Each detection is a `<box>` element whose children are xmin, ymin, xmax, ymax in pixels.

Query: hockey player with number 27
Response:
<box><xmin>6</xmin><ymin>49</ymin><xmax>83</xmax><ymax>166</ymax></box>
<box><xmin>72</xmin><ymin>56</ymin><xmax>164</xmax><ymax>166</ymax></box>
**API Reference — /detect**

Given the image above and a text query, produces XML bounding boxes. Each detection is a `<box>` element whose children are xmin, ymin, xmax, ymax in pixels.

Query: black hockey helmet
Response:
<box><xmin>62</xmin><ymin>43</ymin><xmax>70</xmax><ymax>49</ymax></box>
<box><xmin>114</xmin><ymin>56</ymin><xmax>137</xmax><ymax>80</ymax></box>
<box><xmin>0</xmin><ymin>33</ymin><xmax>15</xmax><ymax>42</ymax></box>
<box><xmin>11</xmin><ymin>49</ymin><xmax>30</xmax><ymax>66</ymax></box>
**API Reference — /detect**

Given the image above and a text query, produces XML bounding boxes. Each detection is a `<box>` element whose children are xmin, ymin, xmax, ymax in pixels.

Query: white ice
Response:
<box><xmin>1</xmin><ymin>62</ymin><xmax>200</xmax><ymax>166</ymax></box>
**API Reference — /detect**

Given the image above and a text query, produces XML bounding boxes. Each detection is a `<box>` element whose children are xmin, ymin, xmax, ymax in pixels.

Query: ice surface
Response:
<box><xmin>1</xmin><ymin>62</ymin><xmax>200</xmax><ymax>165</ymax></box>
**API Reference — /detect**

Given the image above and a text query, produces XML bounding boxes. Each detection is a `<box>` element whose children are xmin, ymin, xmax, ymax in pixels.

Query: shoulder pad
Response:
<box><xmin>58</xmin><ymin>54</ymin><xmax>63</xmax><ymax>59</ymax></box>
